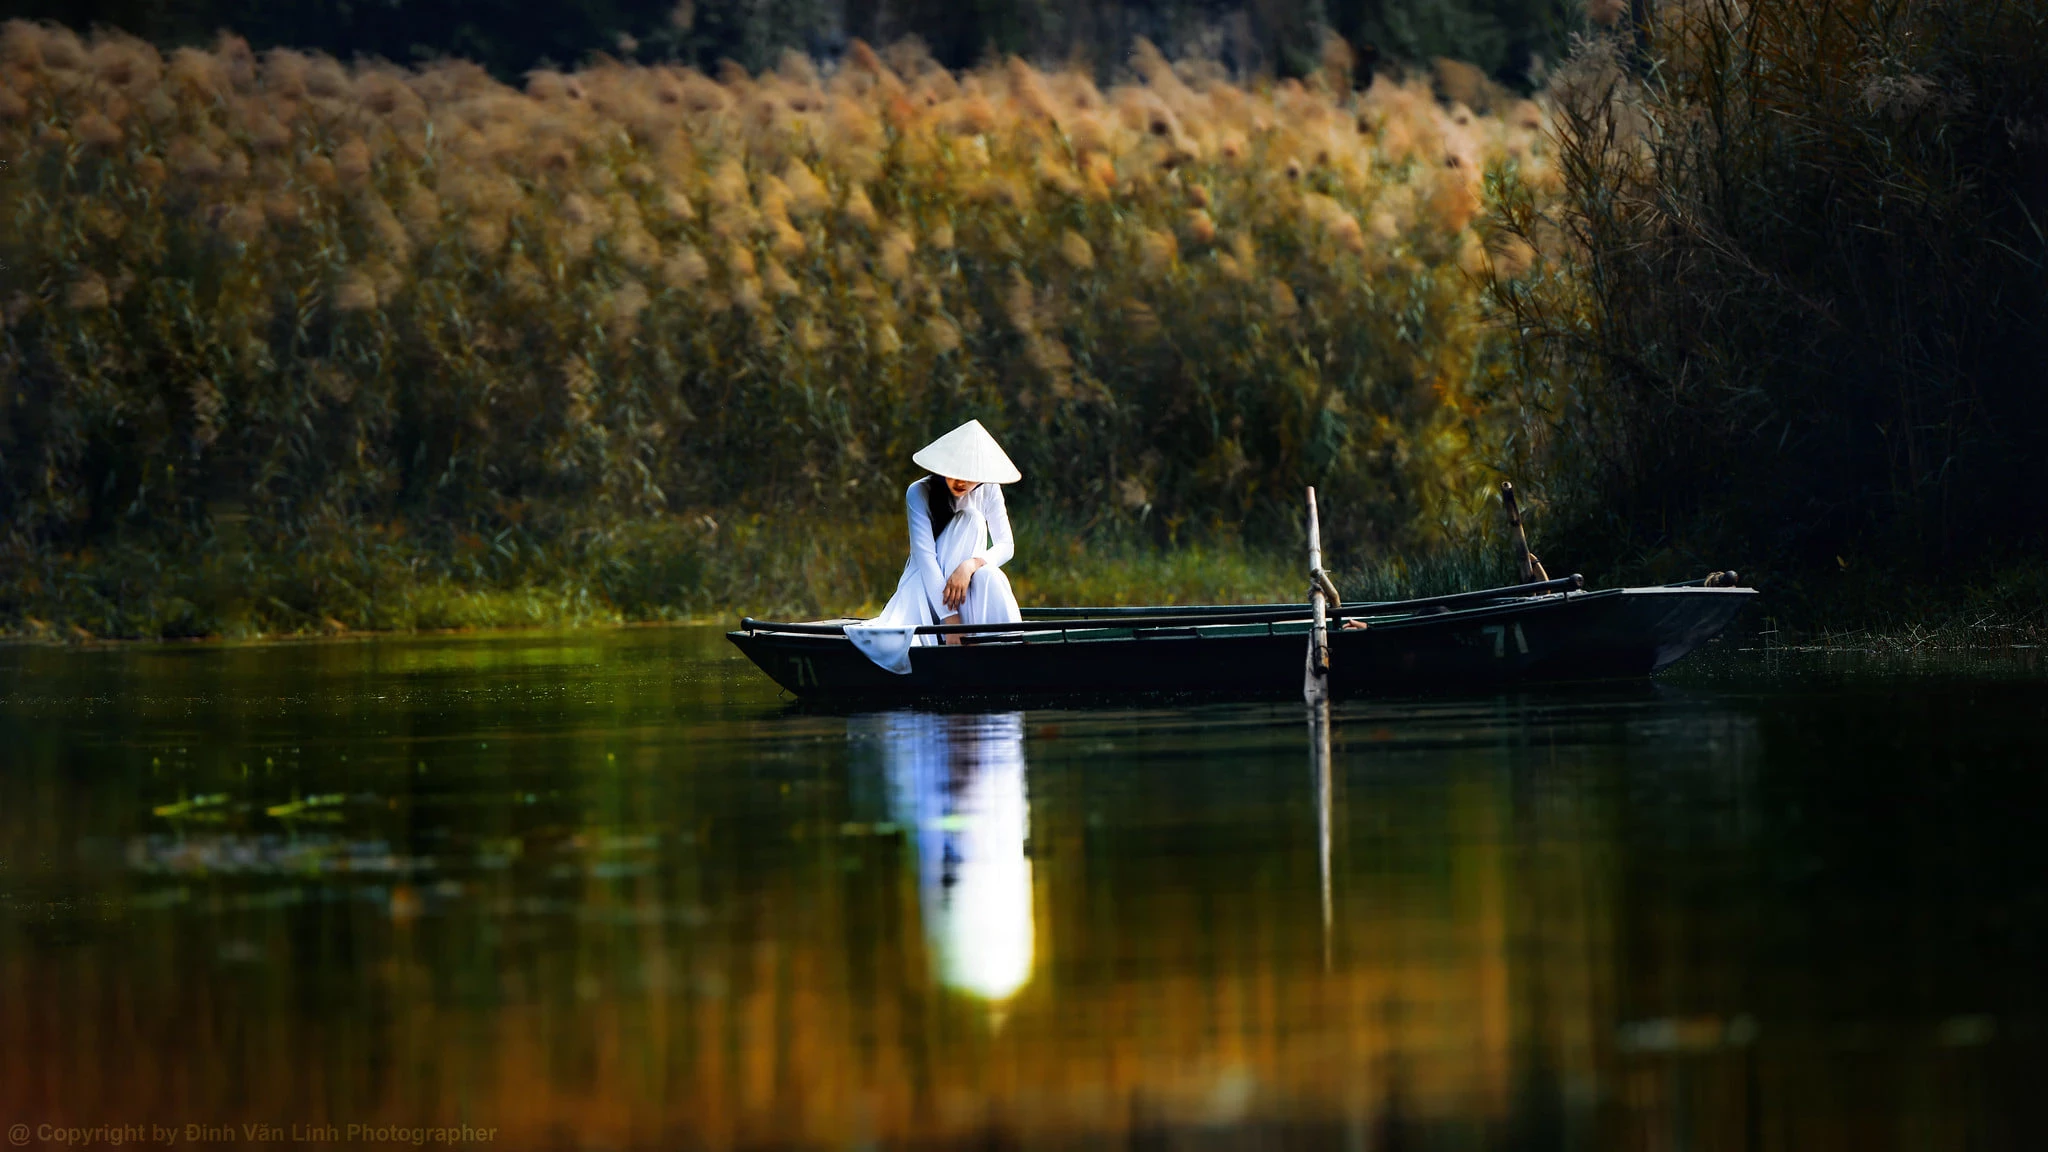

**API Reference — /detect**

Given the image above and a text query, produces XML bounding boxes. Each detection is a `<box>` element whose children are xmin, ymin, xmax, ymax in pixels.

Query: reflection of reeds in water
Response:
<box><xmin>0</xmin><ymin>638</ymin><xmax>2010</xmax><ymax>1149</ymax></box>
<box><xmin>0</xmin><ymin>740</ymin><xmax>1598</xmax><ymax>1148</ymax></box>
<box><xmin>0</xmin><ymin>20</ymin><xmax>1555</xmax><ymax>632</ymax></box>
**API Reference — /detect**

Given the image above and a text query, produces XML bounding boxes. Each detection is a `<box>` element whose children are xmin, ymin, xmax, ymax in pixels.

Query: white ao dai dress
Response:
<box><xmin>845</xmin><ymin>479</ymin><xmax>1022</xmax><ymax>673</ymax></box>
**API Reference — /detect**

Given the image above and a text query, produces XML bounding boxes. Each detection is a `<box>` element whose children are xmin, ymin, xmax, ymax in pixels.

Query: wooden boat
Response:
<box><xmin>727</xmin><ymin>574</ymin><xmax>1757</xmax><ymax>701</ymax></box>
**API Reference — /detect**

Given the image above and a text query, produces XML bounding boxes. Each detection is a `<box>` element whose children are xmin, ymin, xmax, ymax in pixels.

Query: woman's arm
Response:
<box><xmin>906</xmin><ymin>480</ymin><xmax>948</xmax><ymax>613</ymax></box>
<box><xmin>977</xmin><ymin>484</ymin><xmax>1015</xmax><ymax>568</ymax></box>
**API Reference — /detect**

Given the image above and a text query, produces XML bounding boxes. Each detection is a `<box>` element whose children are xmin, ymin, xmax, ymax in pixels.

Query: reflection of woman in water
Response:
<box><xmin>854</xmin><ymin>710</ymin><xmax>1033</xmax><ymax>1002</ymax></box>
<box><xmin>847</xmin><ymin>421</ymin><xmax>1022</xmax><ymax>674</ymax></box>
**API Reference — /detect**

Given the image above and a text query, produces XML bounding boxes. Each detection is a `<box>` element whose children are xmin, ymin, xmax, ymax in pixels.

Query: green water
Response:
<box><xmin>1</xmin><ymin>627</ymin><xmax>2043</xmax><ymax>1150</ymax></box>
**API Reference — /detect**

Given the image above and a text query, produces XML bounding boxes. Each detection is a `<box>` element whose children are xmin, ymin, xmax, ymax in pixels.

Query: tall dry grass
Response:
<box><xmin>0</xmin><ymin>22</ymin><xmax>1555</xmax><ymax>635</ymax></box>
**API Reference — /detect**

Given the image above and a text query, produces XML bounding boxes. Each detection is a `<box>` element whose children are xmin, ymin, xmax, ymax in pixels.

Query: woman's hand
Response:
<box><xmin>943</xmin><ymin>558</ymin><xmax>984</xmax><ymax>610</ymax></box>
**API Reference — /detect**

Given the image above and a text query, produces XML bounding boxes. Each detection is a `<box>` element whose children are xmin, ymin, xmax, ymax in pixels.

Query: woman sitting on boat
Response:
<box><xmin>846</xmin><ymin>420</ymin><xmax>1022</xmax><ymax>674</ymax></box>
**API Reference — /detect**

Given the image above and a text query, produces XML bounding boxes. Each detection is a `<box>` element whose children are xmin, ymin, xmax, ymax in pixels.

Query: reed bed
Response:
<box><xmin>0</xmin><ymin>22</ymin><xmax>1553</xmax><ymax>637</ymax></box>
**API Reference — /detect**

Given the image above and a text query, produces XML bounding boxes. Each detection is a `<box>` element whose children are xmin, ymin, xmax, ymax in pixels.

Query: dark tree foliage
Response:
<box><xmin>1490</xmin><ymin>0</ymin><xmax>2048</xmax><ymax>592</ymax></box>
<box><xmin>8</xmin><ymin>0</ymin><xmax>1572</xmax><ymax>84</ymax></box>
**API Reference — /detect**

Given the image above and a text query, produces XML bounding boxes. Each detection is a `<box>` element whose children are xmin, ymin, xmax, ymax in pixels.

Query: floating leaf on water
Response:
<box><xmin>153</xmin><ymin>792</ymin><xmax>230</xmax><ymax>818</ymax></box>
<box><xmin>265</xmin><ymin>792</ymin><xmax>346</xmax><ymax>818</ymax></box>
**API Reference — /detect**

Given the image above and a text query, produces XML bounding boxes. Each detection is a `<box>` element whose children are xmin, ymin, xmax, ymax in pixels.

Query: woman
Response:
<box><xmin>846</xmin><ymin>420</ymin><xmax>1022</xmax><ymax>674</ymax></box>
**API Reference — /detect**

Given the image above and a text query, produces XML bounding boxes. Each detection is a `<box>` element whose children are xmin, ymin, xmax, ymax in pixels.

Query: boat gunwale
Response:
<box><xmin>732</xmin><ymin>585</ymin><xmax>1756</xmax><ymax>646</ymax></box>
<box><xmin>738</xmin><ymin>574</ymin><xmax>1602</xmax><ymax>639</ymax></box>
<box><xmin>1016</xmin><ymin>574</ymin><xmax>1586</xmax><ymax>619</ymax></box>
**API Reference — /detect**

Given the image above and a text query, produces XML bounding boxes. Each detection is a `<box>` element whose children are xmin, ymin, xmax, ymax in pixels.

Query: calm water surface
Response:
<box><xmin>2</xmin><ymin>627</ymin><xmax>2043</xmax><ymax>1150</ymax></box>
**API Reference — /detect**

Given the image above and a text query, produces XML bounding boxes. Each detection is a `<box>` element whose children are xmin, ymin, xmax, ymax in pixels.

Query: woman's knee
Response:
<box><xmin>938</xmin><ymin>508</ymin><xmax>988</xmax><ymax>566</ymax></box>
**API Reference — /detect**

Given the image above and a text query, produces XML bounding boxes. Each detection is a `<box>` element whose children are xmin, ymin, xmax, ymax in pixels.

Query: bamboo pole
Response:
<box><xmin>1310</xmin><ymin>699</ymin><xmax>1333</xmax><ymax>972</ymax></box>
<box><xmin>1306</xmin><ymin>484</ymin><xmax>1334</xmax><ymax>961</ymax></box>
<box><xmin>1500</xmin><ymin>481</ymin><xmax>1549</xmax><ymax>584</ymax></box>
<box><xmin>1305</xmin><ymin>487</ymin><xmax>1330</xmax><ymax>703</ymax></box>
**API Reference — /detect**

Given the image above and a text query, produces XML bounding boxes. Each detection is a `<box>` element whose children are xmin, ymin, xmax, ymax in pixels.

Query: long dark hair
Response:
<box><xmin>923</xmin><ymin>474</ymin><xmax>954</xmax><ymax>539</ymax></box>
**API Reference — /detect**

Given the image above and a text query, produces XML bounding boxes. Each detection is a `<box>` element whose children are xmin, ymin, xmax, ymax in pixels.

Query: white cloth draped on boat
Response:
<box><xmin>846</xmin><ymin>479</ymin><xmax>1021</xmax><ymax>674</ymax></box>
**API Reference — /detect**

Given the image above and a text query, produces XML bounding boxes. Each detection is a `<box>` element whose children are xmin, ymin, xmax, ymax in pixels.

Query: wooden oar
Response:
<box><xmin>1501</xmin><ymin>481</ymin><xmax>1550</xmax><ymax>583</ymax></box>
<box><xmin>1017</xmin><ymin>574</ymin><xmax>1583</xmax><ymax>620</ymax></box>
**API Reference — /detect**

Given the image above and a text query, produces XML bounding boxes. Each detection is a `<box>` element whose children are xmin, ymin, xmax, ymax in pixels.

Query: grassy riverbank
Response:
<box><xmin>0</xmin><ymin>511</ymin><xmax>1308</xmax><ymax>640</ymax></box>
<box><xmin>3</xmin><ymin>495</ymin><xmax>1556</xmax><ymax>641</ymax></box>
<box><xmin>8</xmin><ymin>501</ymin><xmax>2039</xmax><ymax>645</ymax></box>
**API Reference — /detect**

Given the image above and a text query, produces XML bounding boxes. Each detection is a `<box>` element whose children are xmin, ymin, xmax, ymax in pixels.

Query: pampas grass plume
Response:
<box><xmin>1004</xmin><ymin>269</ymin><xmax>1037</xmax><ymax>333</ymax></box>
<box><xmin>334</xmin><ymin>138</ymin><xmax>371</xmax><ymax>187</ymax></box>
<box><xmin>39</xmin><ymin>26</ymin><xmax>84</xmax><ymax>71</ymax></box>
<box><xmin>1489</xmin><ymin>235</ymin><xmax>1537</xmax><ymax>279</ymax></box>
<box><xmin>873</xmin><ymin>321</ymin><xmax>902</xmax><ymax>356</ymax></box>
<box><xmin>1139</xmin><ymin>228</ymin><xmax>1177</xmax><ymax>277</ymax></box>
<box><xmin>399</xmin><ymin>184</ymin><xmax>441</xmax><ymax>242</ymax></box>
<box><xmin>1329</xmin><ymin>210</ymin><xmax>1364</xmax><ymax>254</ymax></box>
<box><xmin>1428</xmin><ymin>171</ymin><xmax>1482</xmax><ymax>233</ymax></box>
<box><xmin>878</xmin><ymin>227</ymin><xmax>915</xmax><ymax>281</ymax></box>
<box><xmin>359</xmin><ymin>194</ymin><xmax>412</xmax><ymax>260</ymax></box>
<box><xmin>505</xmin><ymin>254</ymin><xmax>544</xmax><ymax>301</ymax></box>
<box><xmin>365</xmin><ymin>257</ymin><xmax>403</xmax><ymax>299</ymax></box>
<box><xmin>617</xmin><ymin>218</ymin><xmax>659</xmax><ymax>269</ymax></box>
<box><xmin>249</xmin><ymin>111</ymin><xmax>291</xmax><ymax>150</ymax></box>
<box><xmin>732</xmin><ymin>276</ymin><xmax>763</xmax><ymax>313</ymax></box>
<box><xmin>67</xmin><ymin>272</ymin><xmax>110</xmax><ymax>310</ymax></box>
<box><xmin>335</xmin><ymin>271</ymin><xmax>378</xmax><ymax>312</ymax></box>
<box><xmin>2</xmin><ymin>22</ymin><xmax>46</xmax><ymax>69</ymax></box>
<box><xmin>769</xmin><ymin>217</ymin><xmax>804</xmax><ymax>260</ymax></box>
<box><xmin>464</xmin><ymin>216</ymin><xmax>506</xmax><ymax>256</ymax></box>
<box><xmin>843</xmin><ymin>184</ymin><xmax>878</xmax><ymax>229</ymax></box>
<box><xmin>1455</xmin><ymin>231</ymin><xmax>1489</xmax><ymax>275</ymax></box>
<box><xmin>663</xmin><ymin>244</ymin><xmax>708</xmax><ymax>289</ymax></box>
<box><xmin>1230</xmin><ymin>232</ymin><xmax>1257</xmax><ymax>272</ymax></box>
<box><xmin>607</xmin><ymin>282</ymin><xmax>650</xmax><ymax>344</ymax></box>
<box><xmin>167</xmin><ymin>46</ymin><xmax>228</xmax><ymax>99</ymax></box>
<box><xmin>1270</xmin><ymin>279</ymin><xmax>1299</xmax><ymax>318</ymax></box>
<box><xmin>169</xmin><ymin>136</ymin><xmax>223</xmax><ymax>181</ymax></box>
<box><xmin>74</xmin><ymin>110</ymin><xmax>120</xmax><ymax>149</ymax></box>
<box><xmin>1059</xmin><ymin>229</ymin><xmax>1094</xmax><ymax>270</ymax></box>
<box><xmin>782</xmin><ymin>160</ymin><xmax>828</xmax><ymax>217</ymax></box>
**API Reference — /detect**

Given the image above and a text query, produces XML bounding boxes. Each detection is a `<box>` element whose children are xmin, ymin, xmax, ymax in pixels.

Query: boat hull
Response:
<box><xmin>726</xmin><ymin>587</ymin><xmax>1755</xmax><ymax>701</ymax></box>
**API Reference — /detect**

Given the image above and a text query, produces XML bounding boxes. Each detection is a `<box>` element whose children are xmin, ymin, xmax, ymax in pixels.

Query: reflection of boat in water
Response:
<box><xmin>851</xmin><ymin>711</ymin><xmax>1034</xmax><ymax>1002</ymax></box>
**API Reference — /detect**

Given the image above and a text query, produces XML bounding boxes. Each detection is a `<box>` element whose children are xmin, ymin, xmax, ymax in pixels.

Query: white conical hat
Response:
<box><xmin>912</xmin><ymin>419</ymin><xmax>1021</xmax><ymax>484</ymax></box>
